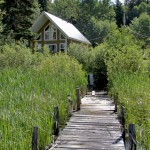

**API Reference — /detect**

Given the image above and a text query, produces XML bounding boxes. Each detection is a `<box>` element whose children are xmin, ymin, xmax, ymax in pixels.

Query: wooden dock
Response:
<box><xmin>51</xmin><ymin>91</ymin><xmax>125</xmax><ymax>150</ymax></box>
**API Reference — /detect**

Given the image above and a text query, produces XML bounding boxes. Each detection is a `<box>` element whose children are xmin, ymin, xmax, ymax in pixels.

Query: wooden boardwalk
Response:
<box><xmin>51</xmin><ymin>91</ymin><xmax>125</xmax><ymax>150</ymax></box>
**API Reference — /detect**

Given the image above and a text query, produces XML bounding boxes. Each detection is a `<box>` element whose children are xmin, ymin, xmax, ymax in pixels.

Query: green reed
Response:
<box><xmin>109</xmin><ymin>72</ymin><xmax>150</xmax><ymax>149</ymax></box>
<box><xmin>0</xmin><ymin>53</ymin><xmax>87</xmax><ymax>149</ymax></box>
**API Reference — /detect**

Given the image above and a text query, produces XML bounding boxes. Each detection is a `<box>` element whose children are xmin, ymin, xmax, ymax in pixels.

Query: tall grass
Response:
<box><xmin>0</xmin><ymin>47</ymin><xmax>87</xmax><ymax>149</ymax></box>
<box><xmin>103</xmin><ymin>27</ymin><xmax>150</xmax><ymax>149</ymax></box>
<box><xmin>109</xmin><ymin>72</ymin><xmax>150</xmax><ymax>149</ymax></box>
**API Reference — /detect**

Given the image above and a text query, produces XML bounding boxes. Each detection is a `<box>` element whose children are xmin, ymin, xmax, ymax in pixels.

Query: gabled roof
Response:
<box><xmin>31</xmin><ymin>11</ymin><xmax>91</xmax><ymax>45</ymax></box>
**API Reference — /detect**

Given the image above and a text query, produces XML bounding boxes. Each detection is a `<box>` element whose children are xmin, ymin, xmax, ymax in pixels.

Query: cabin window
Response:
<box><xmin>38</xmin><ymin>44</ymin><xmax>42</xmax><ymax>50</ymax></box>
<box><xmin>60</xmin><ymin>43</ymin><xmax>66</xmax><ymax>52</ymax></box>
<box><xmin>36</xmin><ymin>44</ymin><xmax>43</xmax><ymax>53</ymax></box>
<box><xmin>46</xmin><ymin>44</ymin><xmax>57</xmax><ymax>53</ymax></box>
<box><xmin>60</xmin><ymin>33</ymin><xmax>65</xmax><ymax>40</ymax></box>
<box><xmin>44</xmin><ymin>24</ymin><xmax>57</xmax><ymax>40</ymax></box>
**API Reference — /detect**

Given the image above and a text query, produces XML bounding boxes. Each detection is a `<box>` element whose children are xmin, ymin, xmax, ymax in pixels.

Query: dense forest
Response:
<box><xmin>0</xmin><ymin>0</ymin><xmax>150</xmax><ymax>149</ymax></box>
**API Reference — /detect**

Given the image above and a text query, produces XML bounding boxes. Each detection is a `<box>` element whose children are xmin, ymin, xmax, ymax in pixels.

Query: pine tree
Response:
<box><xmin>38</xmin><ymin>0</ymin><xmax>53</xmax><ymax>11</ymax></box>
<box><xmin>1</xmin><ymin>0</ymin><xmax>40</xmax><ymax>40</ymax></box>
<box><xmin>0</xmin><ymin>0</ymin><xmax>3</xmax><ymax>32</ymax></box>
<box><xmin>38</xmin><ymin>0</ymin><xmax>47</xmax><ymax>11</ymax></box>
<box><xmin>115</xmin><ymin>0</ymin><xmax>124</xmax><ymax>27</ymax></box>
<box><xmin>125</xmin><ymin>1</ymin><xmax>150</xmax><ymax>25</ymax></box>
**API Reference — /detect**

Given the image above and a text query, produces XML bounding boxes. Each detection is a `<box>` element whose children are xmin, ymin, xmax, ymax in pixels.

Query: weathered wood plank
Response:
<box><xmin>51</xmin><ymin>91</ymin><xmax>125</xmax><ymax>150</ymax></box>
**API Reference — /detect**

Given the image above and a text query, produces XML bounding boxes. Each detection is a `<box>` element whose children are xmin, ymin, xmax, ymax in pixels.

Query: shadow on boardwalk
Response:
<box><xmin>51</xmin><ymin>91</ymin><xmax>125</xmax><ymax>150</ymax></box>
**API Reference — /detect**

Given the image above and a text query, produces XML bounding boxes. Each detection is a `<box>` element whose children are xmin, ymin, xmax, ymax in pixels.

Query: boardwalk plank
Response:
<box><xmin>51</xmin><ymin>91</ymin><xmax>125</xmax><ymax>150</ymax></box>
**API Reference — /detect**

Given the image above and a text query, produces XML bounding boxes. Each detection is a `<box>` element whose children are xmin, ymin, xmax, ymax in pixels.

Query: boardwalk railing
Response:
<box><xmin>31</xmin><ymin>86</ymin><xmax>82</xmax><ymax>149</ymax></box>
<box><xmin>67</xmin><ymin>94</ymin><xmax>73</xmax><ymax>116</ymax></box>
<box><xmin>32</xmin><ymin>126</ymin><xmax>38</xmax><ymax>150</ymax></box>
<box><xmin>76</xmin><ymin>87</ymin><xmax>81</xmax><ymax>110</ymax></box>
<box><xmin>53</xmin><ymin>106</ymin><xmax>59</xmax><ymax>136</ymax></box>
<box><xmin>117</xmin><ymin>100</ymin><xmax>137</xmax><ymax>150</ymax></box>
<box><xmin>128</xmin><ymin>124</ymin><xmax>136</xmax><ymax>150</ymax></box>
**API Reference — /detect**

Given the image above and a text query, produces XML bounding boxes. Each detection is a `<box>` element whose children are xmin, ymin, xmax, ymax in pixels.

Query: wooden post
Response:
<box><xmin>32</xmin><ymin>126</ymin><xmax>38</xmax><ymax>150</ymax></box>
<box><xmin>128</xmin><ymin>124</ymin><xmax>136</xmax><ymax>150</ymax></box>
<box><xmin>120</xmin><ymin>104</ymin><xmax>125</xmax><ymax>125</ymax></box>
<box><xmin>81</xmin><ymin>87</ymin><xmax>84</xmax><ymax>98</ymax></box>
<box><xmin>76</xmin><ymin>87</ymin><xmax>80</xmax><ymax>110</ymax></box>
<box><xmin>114</xmin><ymin>99</ymin><xmax>118</xmax><ymax>112</ymax></box>
<box><xmin>54</xmin><ymin>106</ymin><xmax>59</xmax><ymax>135</ymax></box>
<box><xmin>86</xmin><ymin>86</ymin><xmax>88</xmax><ymax>95</ymax></box>
<box><xmin>68</xmin><ymin>94</ymin><xmax>73</xmax><ymax>116</ymax></box>
<box><xmin>114</xmin><ymin>93</ymin><xmax>118</xmax><ymax>112</ymax></box>
<box><xmin>120</xmin><ymin>103</ymin><xmax>125</xmax><ymax>143</ymax></box>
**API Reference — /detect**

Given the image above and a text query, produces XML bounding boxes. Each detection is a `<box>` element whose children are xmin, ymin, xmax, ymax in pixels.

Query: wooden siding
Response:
<box><xmin>32</xmin><ymin>20</ymin><xmax>67</xmax><ymax>52</ymax></box>
<box><xmin>32</xmin><ymin>20</ymin><xmax>84</xmax><ymax>52</ymax></box>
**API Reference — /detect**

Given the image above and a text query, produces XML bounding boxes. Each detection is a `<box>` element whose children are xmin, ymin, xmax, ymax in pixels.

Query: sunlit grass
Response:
<box><xmin>109</xmin><ymin>72</ymin><xmax>150</xmax><ymax>149</ymax></box>
<box><xmin>0</xmin><ymin>54</ymin><xmax>87</xmax><ymax>149</ymax></box>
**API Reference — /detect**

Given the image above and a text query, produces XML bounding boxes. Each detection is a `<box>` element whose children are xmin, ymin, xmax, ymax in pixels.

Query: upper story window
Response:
<box><xmin>44</xmin><ymin>24</ymin><xmax>57</xmax><ymax>41</ymax></box>
<box><xmin>60</xmin><ymin>33</ymin><xmax>65</xmax><ymax>40</ymax></box>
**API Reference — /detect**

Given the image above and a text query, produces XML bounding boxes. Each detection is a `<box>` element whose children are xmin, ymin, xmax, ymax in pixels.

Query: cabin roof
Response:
<box><xmin>31</xmin><ymin>11</ymin><xmax>91</xmax><ymax>45</ymax></box>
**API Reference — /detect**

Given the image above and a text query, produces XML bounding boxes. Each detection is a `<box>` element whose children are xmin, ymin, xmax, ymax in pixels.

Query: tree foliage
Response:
<box><xmin>129</xmin><ymin>12</ymin><xmax>150</xmax><ymax>49</ymax></box>
<box><xmin>130</xmin><ymin>13</ymin><xmax>150</xmax><ymax>39</ymax></box>
<box><xmin>68</xmin><ymin>43</ymin><xmax>107</xmax><ymax>89</ymax></box>
<box><xmin>49</xmin><ymin>0</ymin><xmax>80</xmax><ymax>22</ymax></box>
<box><xmin>115</xmin><ymin>0</ymin><xmax>124</xmax><ymax>27</ymax></box>
<box><xmin>102</xmin><ymin>26</ymin><xmax>150</xmax><ymax>149</ymax></box>
<box><xmin>38</xmin><ymin>0</ymin><xmax>53</xmax><ymax>11</ymax></box>
<box><xmin>0</xmin><ymin>0</ymin><xmax>3</xmax><ymax>31</ymax></box>
<box><xmin>125</xmin><ymin>1</ymin><xmax>150</xmax><ymax>25</ymax></box>
<box><xmin>96</xmin><ymin>0</ymin><xmax>115</xmax><ymax>21</ymax></box>
<box><xmin>0</xmin><ymin>0</ymin><xmax>40</xmax><ymax>40</ymax></box>
<box><xmin>104</xmin><ymin>28</ymin><xmax>145</xmax><ymax>77</ymax></box>
<box><xmin>76</xmin><ymin>0</ymin><xmax>115</xmax><ymax>36</ymax></box>
<box><xmin>48</xmin><ymin>0</ymin><xmax>115</xmax><ymax>44</ymax></box>
<box><xmin>85</xmin><ymin>17</ymin><xmax>117</xmax><ymax>43</ymax></box>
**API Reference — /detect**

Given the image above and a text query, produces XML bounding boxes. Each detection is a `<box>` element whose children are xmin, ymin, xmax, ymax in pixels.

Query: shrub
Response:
<box><xmin>68</xmin><ymin>43</ymin><xmax>107</xmax><ymax>89</ymax></box>
<box><xmin>104</xmin><ymin>27</ymin><xmax>150</xmax><ymax>149</ymax></box>
<box><xmin>0</xmin><ymin>42</ymin><xmax>33</xmax><ymax>69</ymax></box>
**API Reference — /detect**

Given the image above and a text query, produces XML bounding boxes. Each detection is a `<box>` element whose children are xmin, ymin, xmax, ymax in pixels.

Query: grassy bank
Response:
<box><xmin>103</xmin><ymin>28</ymin><xmax>150</xmax><ymax>149</ymax></box>
<box><xmin>109</xmin><ymin>72</ymin><xmax>150</xmax><ymax>149</ymax></box>
<box><xmin>0</xmin><ymin>45</ymin><xmax>87</xmax><ymax>149</ymax></box>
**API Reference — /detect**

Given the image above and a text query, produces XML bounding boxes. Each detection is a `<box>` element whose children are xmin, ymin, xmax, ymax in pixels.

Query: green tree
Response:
<box><xmin>50</xmin><ymin>0</ymin><xmax>80</xmax><ymax>22</ymax></box>
<box><xmin>125</xmin><ymin>1</ymin><xmax>150</xmax><ymax>25</ymax></box>
<box><xmin>130</xmin><ymin>13</ymin><xmax>150</xmax><ymax>47</ymax></box>
<box><xmin>68</xmin><ymin>43</ymin><xmax>108</xmax><ymax>89</ymax></box>
<box><xmin>79</xmin><ymin>0</ymin><xmax>98</xmax><ymax>17</ymax></box>
<box><xmin>125</xmin><ymin>0</ymin><xmax>149</xmax><ymax>9</ymax></box>
<box><xmin>49</xmin><ymin>0</ymin><xmax>115</xmax><ymax>43</ymax></box>
<box><xmin>0</xmin><ymin>0</ymin><xmax>3</xmax><ymax>31</ymax></box>
<box><xmin>115</xmin><ymin>0</ymin><xmax>124</xmax><ymax>27</ymax></box>
<box><xmin>0</xmin><ymin>0</ymin><xmax>4</xmax><ymax>45</ymax></box>
<box><xmin>96</xmin><ymin>0</ymin><xmax>115</xmax><ymax>21</ymax></box>
<box><xmin>104</xmin><ymin>27</ymin><xmax>144</xmax><ymax>78</ymax></box>
<box><xmin>75</xmin><ymin>0</ymin><xmax>100</xmax><ymax>35</ymax></box>
<box><xmin>1</xmin><ymin>0</ymin><xmax>40</xmax><ymax>41</ymax></box>
<box><xmin>76</xmin><ymin>0</ymin><xmax>115</xmax><ymax>41</ymax></box>
<box><xmin>38</xmin><ymin>0</ymin><xmax>53</xmax><ymax>12</ymax></box>
<box><xmin>85</xmin><ymin>17</ymin><xmax>117</xmax><ymax>43</ymax></box>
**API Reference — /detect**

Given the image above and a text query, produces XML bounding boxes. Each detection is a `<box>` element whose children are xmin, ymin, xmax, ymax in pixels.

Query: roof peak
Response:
<box><xmin>31</xmin><ymin>11</ymin><xmax>91</xmax><ymax>45</ymax></box>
